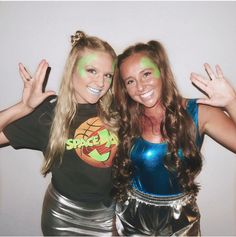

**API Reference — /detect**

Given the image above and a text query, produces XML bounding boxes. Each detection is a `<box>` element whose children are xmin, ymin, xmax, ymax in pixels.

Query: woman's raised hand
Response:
<box><xmin>19</xmin><ymin>59</ymin><xmax>56</xmax><ymax>110</ymax></box>
<box><xmin>190</xmin><ymin>63</ymin><xmax>236</xmax><ymax>108</ymax></box>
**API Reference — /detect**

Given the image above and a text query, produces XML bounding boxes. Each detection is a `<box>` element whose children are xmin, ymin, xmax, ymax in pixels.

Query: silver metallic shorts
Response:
<box><xmin>41</xmin><ymin>183</ymin><xmax>116</xmax><ymax>236</ymax></box>
<box><xmin>116</xmin><ymin>188</ymin><xmax>200</xmax><ymax>236</ymax></box>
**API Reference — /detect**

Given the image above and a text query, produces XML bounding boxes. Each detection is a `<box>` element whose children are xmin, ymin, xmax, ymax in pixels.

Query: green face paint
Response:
<box><xmin>77</xmin><ymin>54</ymin><xmax>97</xmax><ymax>78</ymax></box>
<box><xmin>140</xmin><ymin>57</ymin><xmax>160</xmax><ymax>78</ymax></box>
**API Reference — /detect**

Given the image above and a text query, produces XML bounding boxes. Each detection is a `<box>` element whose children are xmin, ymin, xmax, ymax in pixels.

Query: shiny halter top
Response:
<box><xmin>130</xmin><ymin>99</ymin><xmax>203</xmax><ymax>197</ymax></box>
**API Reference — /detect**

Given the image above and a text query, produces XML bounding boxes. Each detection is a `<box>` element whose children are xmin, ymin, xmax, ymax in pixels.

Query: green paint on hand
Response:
<box><xmin>140</xmin><ymin>57</ymin><xmax>160</xmax><ymax>78</ymax></box>
<box><xmin>77</xmin><ymin>54</ymin><xmax>97</xmax><ymax>77</ymax></box>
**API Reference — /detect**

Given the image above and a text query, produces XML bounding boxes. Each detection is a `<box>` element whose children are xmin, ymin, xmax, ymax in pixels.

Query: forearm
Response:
<box><xmin>0</xmin><ymin>102</ymin><xmax>33</xmax><ymax>132</ymax></box>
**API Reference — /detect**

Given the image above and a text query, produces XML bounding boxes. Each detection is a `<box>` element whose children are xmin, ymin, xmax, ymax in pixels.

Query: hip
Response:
<box><xmin>116</xmin><ymin>187</ymin><xmax>200</xmax><ymax>236</ymax></box>
<box><xmin>41</xmin><ymin>183</ymin><xmax>116</xmax><ymax>236</ymax></box>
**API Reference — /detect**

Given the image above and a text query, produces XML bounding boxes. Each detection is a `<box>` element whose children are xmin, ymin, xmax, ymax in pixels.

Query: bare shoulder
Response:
<box><xmin>182</xmin><ymin>99</ymin><xmax>225</xmax><ymax>133</ymax></box>
<box><xmin>198</xmin><ymin>103</ymin><xmax>224</xmax><ymax>120</ymax></box>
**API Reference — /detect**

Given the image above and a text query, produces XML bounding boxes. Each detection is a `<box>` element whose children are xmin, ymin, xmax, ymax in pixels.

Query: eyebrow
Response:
<box><xmin>85</xmin><ymin>65</ymin><xmax>114</xmax><ymax>74</ymax></box>
<box><xmin>85</xmin><ymin>64</ymin><xmax>96</xmax><ymax>68</ymax></box>
<box><xmin>123</xmin><ymin>68</ymin><xmax>151</xmax><ymax>81</ymax></box>
<box><xmin>123</xmin><ymin>76</ymin><xmax>133</xmax><ymax>82</ymax></box>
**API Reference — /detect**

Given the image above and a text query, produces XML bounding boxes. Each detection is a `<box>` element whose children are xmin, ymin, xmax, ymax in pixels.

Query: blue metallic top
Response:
<box><xmin>130</xmin><ymin>99</ymin><xmax>203</xmax><ymax>197</ymax></box>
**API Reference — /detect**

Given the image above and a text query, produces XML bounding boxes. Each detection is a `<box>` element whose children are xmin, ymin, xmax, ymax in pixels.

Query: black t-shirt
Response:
<box><xmin>3</xmin><ymin>98</ymin><xmax>118</xmax><ymax>202</ymax></box>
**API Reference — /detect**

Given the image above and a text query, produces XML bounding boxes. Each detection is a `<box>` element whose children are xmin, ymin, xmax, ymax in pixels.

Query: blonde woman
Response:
<box><xmin>112</xmin><ymin>40</ymin><xmax>236</xmax><ymax>236</ymax></box>
<box><xmin>0</xmin><ymin>31</ymin><xmax>118</xmax><ymax>236</ymax></box>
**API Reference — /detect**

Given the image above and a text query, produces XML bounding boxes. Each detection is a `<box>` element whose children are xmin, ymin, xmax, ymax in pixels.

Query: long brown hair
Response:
<box><xmin>112</xmin><ymin>41</ymin><xmax>202</xmax><ymax>202</ymax></box>
<box><xmin>41</xmin><ymin>30</ymin><xmax>117</xmax><ymax>175</ymax></box>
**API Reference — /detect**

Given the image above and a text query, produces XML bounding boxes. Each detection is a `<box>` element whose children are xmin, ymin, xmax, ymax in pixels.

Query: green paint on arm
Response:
<box><xmin>77</xmin><ymin>54</ymin><xmax>97</xmax><ymax>77</ymax></box>
<box><xmin>140</xmin><ymin>57</ymin><xmax>160</xmax><ymax>78</ymax></box>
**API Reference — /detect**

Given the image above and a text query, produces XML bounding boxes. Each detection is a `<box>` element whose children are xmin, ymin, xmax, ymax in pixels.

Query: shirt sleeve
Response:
<box><xmin>3</xmin><ymin>98</ymin><xmax>55</xmax><ymax>151</ymax></box>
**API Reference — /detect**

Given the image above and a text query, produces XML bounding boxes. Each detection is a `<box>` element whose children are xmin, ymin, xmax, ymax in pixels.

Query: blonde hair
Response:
<box><xmin>41</xmin><ymin>31</ymin><xmax>117</xmax><ymax>175</ymax></box>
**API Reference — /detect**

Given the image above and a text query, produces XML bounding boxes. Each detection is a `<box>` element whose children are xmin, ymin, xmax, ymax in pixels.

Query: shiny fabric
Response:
<box><xmin>41</xmin><ymin>183</ymin><xmax>116</xmax><ymax>236</ymax></box>
<box><xmin>130</xmin><ymin>99</ymin><xmax>203</xmax><ymax>196</ymax></box>
<box><xmin>131</xmin><ymin>138</ymin><xmax>182</xmax><ymax>195</ymax></box>
<box><xmin>116</xmin><ymin>188</ymin><xmax>200</xmax><ymax>236</ymax></box>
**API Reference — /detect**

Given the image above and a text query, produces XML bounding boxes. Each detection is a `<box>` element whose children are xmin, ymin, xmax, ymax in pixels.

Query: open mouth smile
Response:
<box><xmin>140</xmin><ymin>90</ymin><xmax>154</xmax><ymax>99</ymax></box>
<box><xmin>87</xmin><ymin>86</ymin><xmax>102</xmax><ymax>96</ymax></box>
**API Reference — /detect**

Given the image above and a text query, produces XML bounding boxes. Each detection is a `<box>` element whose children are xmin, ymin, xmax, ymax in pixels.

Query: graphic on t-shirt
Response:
<box><xmin>65</xmin><ymin>117</ymin><xmax>118</xmax><ymax>168</ymax></box>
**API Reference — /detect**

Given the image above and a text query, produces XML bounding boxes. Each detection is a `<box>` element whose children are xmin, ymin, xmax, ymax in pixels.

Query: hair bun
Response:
<box><xmin>71</xmin><ymin>30</ymin><xmax>85</xmax><ymax>47</ymax></box>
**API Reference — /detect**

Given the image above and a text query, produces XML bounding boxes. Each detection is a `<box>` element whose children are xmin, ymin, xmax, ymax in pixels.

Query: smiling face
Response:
<box><xmin>72</xmin><ymin>49</ymin><xmax>114</xmax><ymax>104</ymax></box>
<box><xmin>120</xmin><ymin>52</ymin><xmax>162</xmax><ymax>109</ymax></box>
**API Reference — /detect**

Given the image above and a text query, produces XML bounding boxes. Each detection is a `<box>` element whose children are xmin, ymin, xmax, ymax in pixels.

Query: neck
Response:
<box><xmin>144</xmin><ymin>102</ymin><xmax>165</xmax><ymax>118</ymax></box>
<box><xmin>141</xmin><ymin>103</ymin><xmax>165</xmax><ymax>142</ymax></box>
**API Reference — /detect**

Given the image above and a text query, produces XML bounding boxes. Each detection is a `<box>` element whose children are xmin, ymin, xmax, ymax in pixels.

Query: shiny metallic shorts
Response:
<box><xmin>116</xmin><ymin>188</ymin><xmax>200</xmax><ymax>236</ymax></box>
<box><xmin>41</xmin><ymin>183</ymin><xmax>116</xmax><ymax>236</ymax></box>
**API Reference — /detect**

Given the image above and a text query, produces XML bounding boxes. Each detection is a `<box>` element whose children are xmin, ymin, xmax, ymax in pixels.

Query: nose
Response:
<box><xmin>95</xmin><ymin>74</ymin><xmax>104</xmax><ymax>88</ymax></box>
<box><xmin>136</xmin><ymin>80</ymin><xmax>144</xmax><ymax>92</ymax></box>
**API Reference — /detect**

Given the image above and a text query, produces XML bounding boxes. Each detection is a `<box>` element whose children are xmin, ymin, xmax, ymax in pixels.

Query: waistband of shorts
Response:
<box><xmin>128</xmin><ymin>187</ymin><xmax>195</xmax><ymax>207</ymax></box>
<box><xmin>47</xmin><ymin>183</ymin><xmax>115</xmax><ymax>209</ymax></box>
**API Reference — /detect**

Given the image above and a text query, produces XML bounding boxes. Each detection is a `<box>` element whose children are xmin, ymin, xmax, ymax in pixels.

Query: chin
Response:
<box><xmin>88</xmin><ymin>100</ymin><xmax>99</xmax><ymax>104</ymax></box>
<box><xmin>87</xmin><ymin>96</ymin><xmax>101</xmax><ymax>104</ymax></box>
<box><xmin>144</xmin><ymin>104</ymin><xmax>155</xmax><ymax>108</ymax></box>
<box><xmin>143</xmin><ymin>102</ymin><xmax>159</xmax><ymax>108</ymax></box>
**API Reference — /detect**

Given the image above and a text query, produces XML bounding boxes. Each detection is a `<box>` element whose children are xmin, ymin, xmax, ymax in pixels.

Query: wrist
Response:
<box><xmin>225</xmin><ymin>96</ymin><xmax>236</xmax><ymax>112</ymax></box>
<box><xmin>18</xmin><ymin>101</ymin><xmax>34</xmax><ymax>115</ymax></box>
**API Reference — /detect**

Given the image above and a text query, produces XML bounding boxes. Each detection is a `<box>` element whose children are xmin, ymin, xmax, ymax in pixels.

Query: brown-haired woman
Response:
<box><xmin>112</xmin><ymin>40</ymin><xmax>236</xmax><ymax>236</ymax></box>
<box><xmin>0</xmin><ymin>30</ymin><xmax>118</xmax><ymax>235</ymax></box>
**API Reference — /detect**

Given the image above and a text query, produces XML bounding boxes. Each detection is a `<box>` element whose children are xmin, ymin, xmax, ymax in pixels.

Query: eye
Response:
<box><xmin>143</xmin><ymin>71</ymin><xmax>152</xmax><ymax>78</ymax></box>
<box><xmin>87</xmin><ymin>68</ymin><xmax>97</xmax><ymax>75</ymax></box>
<box><xmin>104</xmin><ymin>73</ymin><xmax>113</xmax><ymax>80</ymax></box>
<box><xmin>126</xmin><ymin>79</ymin><xmax>135</xmax><ymax>86</ymax></box>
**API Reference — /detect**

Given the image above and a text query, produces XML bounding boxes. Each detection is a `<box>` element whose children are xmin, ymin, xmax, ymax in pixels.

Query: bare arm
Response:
<box><xmin>0</xmin><ymin>59</ymin><xmax>55</xmax><ymax>145</ymax></box>
<box><xmin>191</xmin><ymin>63</ymin><xmax>236</xmax><ymax>153</ymax></box>
<box><xmin>0</xmin><ymin>103</ymin><xmax>33</xmax><ymax>144</ymax></box>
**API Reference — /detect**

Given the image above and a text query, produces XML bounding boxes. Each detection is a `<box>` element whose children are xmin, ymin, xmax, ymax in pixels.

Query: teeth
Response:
<box><xmin>140</xmin><ymin>90</ymin><xmax>153</xmax><ymax>98</ymax></box>
<box><xmin>87</xmin><ymin>87</ymin><xmax>101</xmax><ymax>95</ymax></box>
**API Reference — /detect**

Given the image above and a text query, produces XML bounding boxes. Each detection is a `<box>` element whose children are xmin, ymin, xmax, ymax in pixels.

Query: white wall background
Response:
<box><xmin>0</xmin><ymin>1</ymin><xmax>235</xmax><ymax>236</ymax></box>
